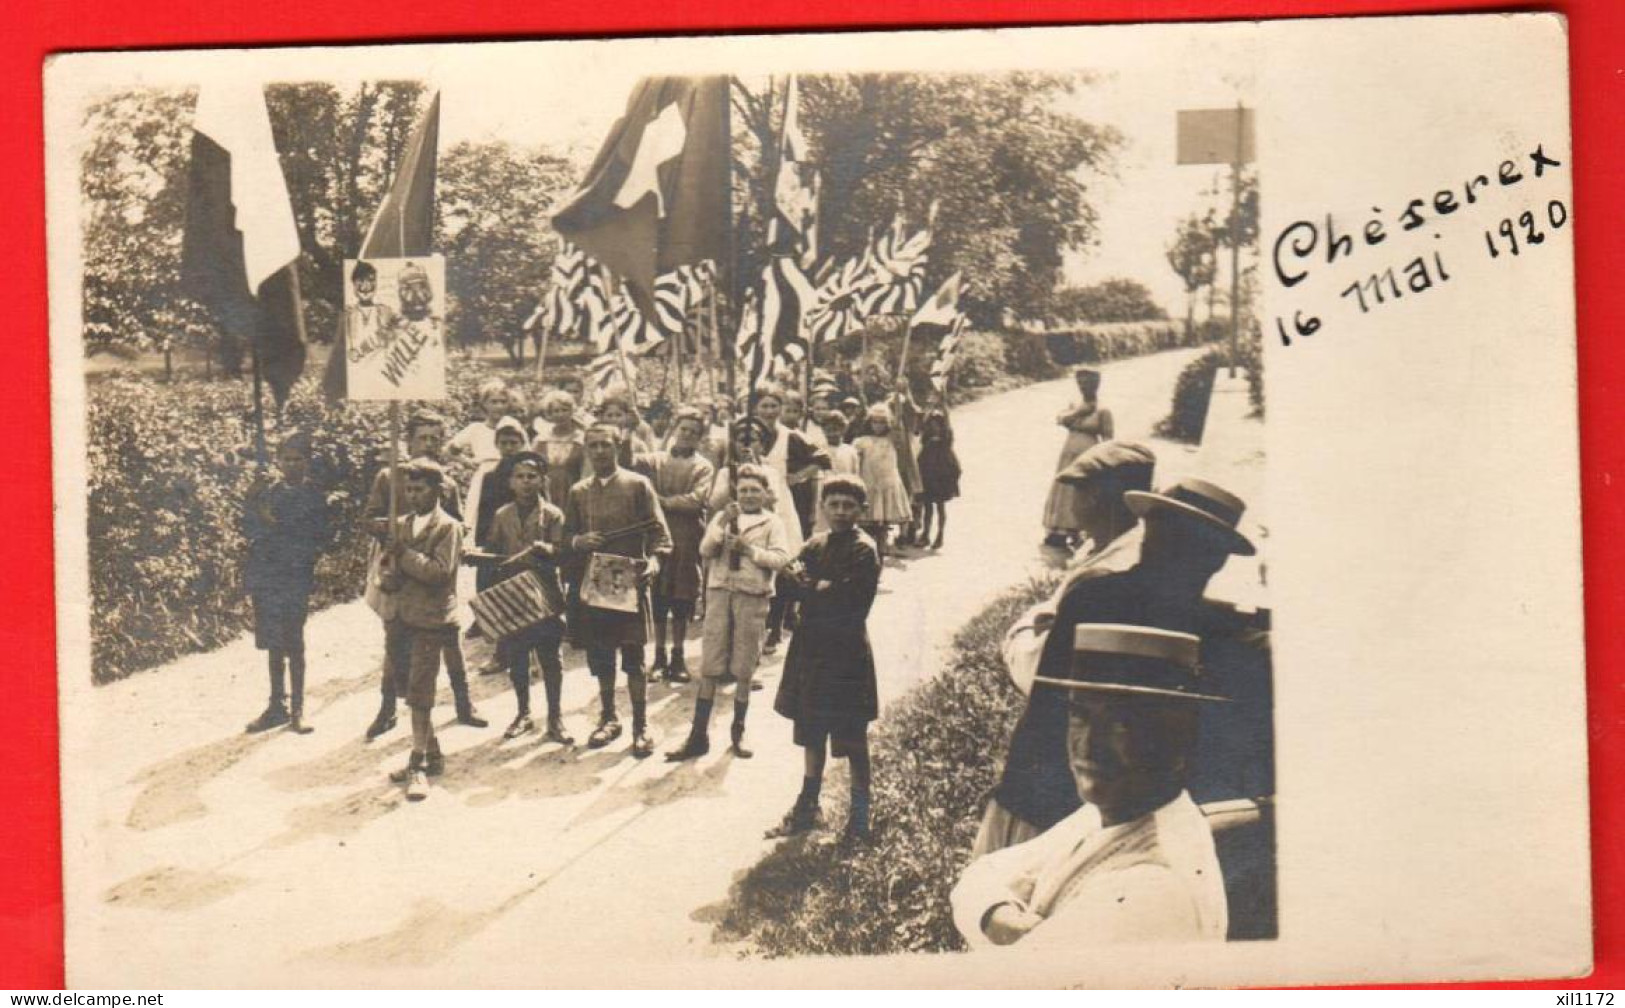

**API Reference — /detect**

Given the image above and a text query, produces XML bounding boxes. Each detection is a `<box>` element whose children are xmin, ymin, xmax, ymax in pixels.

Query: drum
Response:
<box><xmin>471</xmin><ymin>570</ymin><xmax>558</xmax><ymax>639</ymax></box>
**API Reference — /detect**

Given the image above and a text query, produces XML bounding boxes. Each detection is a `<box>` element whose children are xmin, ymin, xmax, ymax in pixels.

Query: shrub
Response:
<box><xmin>1042</xmin><ymin>319</ymin><xmax>1207</xmax><ymax>368</ymax></box>
<box><xmin>1152</xmin><ymin>346</ymin><xmax>1226</xmax><ymax>444</ymax></box>
<box><xmin>713</xmin><ymin>576</ymin><xmax>1058</xmax><ymax>956</ymax></box>
<box><xmin>1152</xmin><ymin>312</ymin><xmax>1266</xmax><ymax>443</ymax></box>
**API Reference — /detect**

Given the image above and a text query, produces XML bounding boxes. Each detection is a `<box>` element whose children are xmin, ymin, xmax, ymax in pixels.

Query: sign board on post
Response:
<box><xmin>343</xmin><ymin>255</ymin><xmax>448</xmax><ymax>400</ymax></box>
<box><xmin>1176</xmin><ymin>107</ymin><xmax>1256</xmax><ymax>166</ymax></box>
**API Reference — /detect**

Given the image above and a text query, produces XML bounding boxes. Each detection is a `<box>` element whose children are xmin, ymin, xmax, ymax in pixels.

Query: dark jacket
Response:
<box><xmin>774</xmin><ymin>528</ymin><xmax>883</xmax><ymax>727</ymax></box>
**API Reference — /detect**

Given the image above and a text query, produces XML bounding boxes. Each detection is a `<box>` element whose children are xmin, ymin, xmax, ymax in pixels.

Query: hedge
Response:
<box><xmin>1152</xmin><ymin>317</ymin><xmax>1265</xmax><ymax>444</ymax></box>
<box><xmin>1040</xmin><ymin>318</ymin><xmax>1211</xmax><ymax>367</ymax></box>
<box><xmin>713</xmin><ymin>576</ymin><xmax>1057</xmax><ymax>956</ymax></box>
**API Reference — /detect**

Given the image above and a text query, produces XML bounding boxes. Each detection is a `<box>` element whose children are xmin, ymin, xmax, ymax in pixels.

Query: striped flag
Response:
<box><xmin>760</xmin><ymin>256</ymin><xmax>817</xmax><ymax>370</ymax></box>
<box><xmin>652</xmin><ymin>269</ymin><xmax>690</xmax><ymax>338</ymax></box>
<box><xmin>585</xmin><ymin>350</ymin><xmax>621</xmax><ymax>395</ymax></box>
<box><xmin>580</xmin><ymin>260</ymin><xmax>614</xmax><ymax>350</ymax></box>
<box><xmin>182</xmin><ymin>82</ymin><xmax>306</xmax><ymax>406</ymax></box>
<box><xmin>859</xmin><ymin>215</ymin><xmax>930</xmax><ymax>316</ymax></box>
<box><xmin>735</xmin><ymin>287</ymin><xmax>768</xmax><ymax>388</ymax></box>
<box><xmin>807</xmin><ymin>254</ymin><xmax>877</xmax><ymax>345</ymax></box>
<box><xmin>929</xmin><ymin>315</ymin><xmax>967</xmax><ymax>392</ymax></box>
<box><xmin>611</xmin><ymin>290</ymin><xmax>666</xmax><ymax>356</ymax></box>
<box><xmin>533</xmin><ymin>242</ymin><xmax>585</xmax><ymax>341</ymax></box>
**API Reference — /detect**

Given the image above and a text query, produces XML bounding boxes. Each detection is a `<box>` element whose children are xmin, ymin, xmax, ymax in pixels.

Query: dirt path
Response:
<box><xmin>68</xmin><ymin>348</ymin><xmax>1206</xmax><ymax>987</ymax></box>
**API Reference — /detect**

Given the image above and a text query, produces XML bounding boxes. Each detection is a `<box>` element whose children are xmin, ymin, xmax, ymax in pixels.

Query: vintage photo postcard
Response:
<box><xmin>44</xmin><ymin>13</ymin><xmax>1587</xmax><ymax>988</ymax></box>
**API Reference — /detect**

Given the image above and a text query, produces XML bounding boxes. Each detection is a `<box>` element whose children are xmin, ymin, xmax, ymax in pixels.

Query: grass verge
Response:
<box><xmin>712</xmin><ymin>574</ymin><xmax>1059</xmax><ymax>957</ymax></box>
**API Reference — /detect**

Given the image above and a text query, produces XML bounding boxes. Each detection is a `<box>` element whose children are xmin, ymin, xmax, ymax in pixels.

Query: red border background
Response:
<box><xmin>5</xmin><ymin>0</ymin><xmax>1620</xmax><ymax>990</ymax></box>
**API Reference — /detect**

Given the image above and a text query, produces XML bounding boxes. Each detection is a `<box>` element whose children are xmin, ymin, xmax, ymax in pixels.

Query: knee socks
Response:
<box><xmin>268</xmin><ymin>651</ymin><xmax>287</xmax><ymax>706</ymax></box>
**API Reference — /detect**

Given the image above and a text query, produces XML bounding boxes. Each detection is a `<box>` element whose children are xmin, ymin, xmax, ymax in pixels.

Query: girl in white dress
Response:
<box><xmin>853</xmin><ymin>404</ymin><xmax>914</xmax><ymax>558</ymax></box>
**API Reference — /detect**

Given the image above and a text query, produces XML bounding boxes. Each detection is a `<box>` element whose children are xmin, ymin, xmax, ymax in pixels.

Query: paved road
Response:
<box><xmin>67</xmin><ymin>348</ymin><xmax>1207</xmax><ymax>987</ymax></box>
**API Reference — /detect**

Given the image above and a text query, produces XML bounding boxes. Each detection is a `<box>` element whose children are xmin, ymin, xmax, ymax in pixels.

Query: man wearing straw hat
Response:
<box><xmin>977</xmin><ymin>477</ymin><xmax>1257</xmax><ymax>855</ymax></box>
<box><xmin>952</xmin><ymin>623</ymin><xmax>1228</xmax><ymax>948</ymax></box>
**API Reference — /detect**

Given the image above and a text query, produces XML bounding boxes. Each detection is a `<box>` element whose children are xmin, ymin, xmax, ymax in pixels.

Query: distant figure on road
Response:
<box><xmin>1042</xmin><ymin>368</ymin><xmax>1114</xmax><ymax>551</ymax></box>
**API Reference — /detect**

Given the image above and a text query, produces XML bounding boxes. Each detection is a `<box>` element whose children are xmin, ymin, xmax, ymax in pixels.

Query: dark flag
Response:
<box><xmin>553</xmin><ymin>76</ymin><xmax>730</xmax><ymax>321</ymax></box>
<box><xmin>769</xmin><ymin>75</ymin><xmax>819</xmax><ymax>267</ymax></box>
<box><xmin>181</xmin><ymin>83</ymin><xmax>305</xmax><ymax>405</ymax></box>
<box><xmin>321</xmin><ymin>91</ymin><xmax>440</xmax><ymax>402</ymax></box>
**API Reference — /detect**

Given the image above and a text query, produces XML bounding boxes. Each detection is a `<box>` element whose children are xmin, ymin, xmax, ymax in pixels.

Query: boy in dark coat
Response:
<box><xmin>243</xmin><ymin>432</ymin><xmax>329</xmax><ymax>735</ymax></box>
<box><xmin>770</xmin><ymin>475</ymin><xmax>883</xmax><ymax>840</ymax></box>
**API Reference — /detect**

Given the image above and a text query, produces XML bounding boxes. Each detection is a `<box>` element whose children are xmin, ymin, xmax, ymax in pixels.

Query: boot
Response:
<box><xmin>405</xmin><ymin>765</ymin><xmax>429</xmax><ymax>801</ymax></box>
<box><xmin>667</xmin><ymin>651</ymin><xmax>692</xmax><ymax>684</ymax></box>
<box><xmin>931</xmin><ymin>532</ymin><xmax>944</xmax><ymax>550</ymax></box>
<box><xmin>844</xmin><ymin>788</ymin><xmax>873</xmax><ymax>841</ymax></box>
<box><xmin>665</xmin><ymin>730</ymin><xmax>709</xmax><ymax>762</ymax></box>
<box><xmin>287</xmin><ymin>662</ymin><xmax>313</xmax><ymax>734</ymax></box>
<box><xmin>665</xmin><ymin>698</ymin><xmax>711</xmax><ymax>762</ymax></box>
<box><xmin>764</xmin><ymin>794</ymin><xmax>821</xmax><ymax>838</ymax></box>
<box><xmin>424</xmin><ymin>738</ymin><xmax>445</xmax><ymax>778</ymax></box>
<box><xmin>631</xmin><ymin>718</ymin><xmax>655</xmax><ymax>759</ymax></box>
<box><xmin>245</xmin><ymin>701</ymin><xmax>289</xmax><ymax>734</ymax></box>
<box><xmin>729</xmin><ymin>720</ymin><xmax>753</xmax><ymax>759</ymax></box>
<box><xmin>364</xmin><ymin>700</ymin><xmax>397</xmax><ymax>741</ymax></box>
<box><xmin>543</xmin><ymin>714</ymin><xmax>575</xmax><ymax>746</ymax></box>
<box><xmin>650</xmin><ymin>647</ymin><xmax>669</xmax><ymax>680</ymax></box>
<box><xmin>504</xmin><ymin>713</ymin><xmax>535</xmax><ymax>740</ymax></box>
<box><xmin>587</xmin><ymin>714</ymin><xmax>622</xmax><ymax>749</ymax></box>
<box><xmin>448</xmin><ymin>650</ymin><xmax>488</xmax><ymax>727</ymax></box>
<box><xmin>762</xmin><ymin>629</ymin><xmax>782</xmax><ymax>656</ymax></box>
<box><xmin>389</xmin><ymin>750</ymin><xmax>423</xmax><ymax>785</ymax></box>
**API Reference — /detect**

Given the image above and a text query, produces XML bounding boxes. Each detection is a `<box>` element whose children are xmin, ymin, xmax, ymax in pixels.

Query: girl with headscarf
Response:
<box><xmin>1042</xmin><ymin>368</ymin><xmax>1115</xmax><ymax>550</ymax></box>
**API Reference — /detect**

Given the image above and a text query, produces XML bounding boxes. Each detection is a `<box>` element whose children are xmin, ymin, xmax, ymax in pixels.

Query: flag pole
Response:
<box><xmin>1228</xmin><ymin>100</ymin><xmax>1245</xmax><ymax>380</ymax></box>
<box><xmin>723</xmin><ymin>77</ymin><xmax>743</xmax><ymax>570</ymax></box>
<box><xmin>387</xmin><ymin>400</ymin><xmax>401</xmax><ymax>548</ymax></box>
<box><xmin>535</xmin><ymin>321</ymin><xmax>551</xmax><ymax>383</ymax></box>
<box><xmin>895</xmin><ymin>315</ymin><xmax>914</xmax><ymax>384</ymax></box>
<box><xmin>249</xmin><ymin>335</ymin><xmax>268</xmax><ymax>468</ymax></box>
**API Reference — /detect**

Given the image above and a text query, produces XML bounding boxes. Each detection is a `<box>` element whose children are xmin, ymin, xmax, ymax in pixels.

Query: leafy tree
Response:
<box><xmin>1048</xmin><ymin>278</ymin><xmax>1167</xmax><ymax>325</ymax></box>
<box><xmin>734</xmin><ymin>73</ymin><xmax>1120</xmax><ymax>329</ymax></box>
<box><xmin>79</xmin><ymin>87</ymin><xmax>208</xmax><ymax>368</ymax></box>
<box><xmin>437</xmin><ymin>140</ymin><xmax>577</xmax><ymax>360</ymax></box>
<box><xmin>265</xmin><ymin>81</ymin><xmax>430</xmax><ymax>344</ymax></box>
<box><xmin>1166</xmin><ymin>211</ymin><xmax>1219</xmax><ymax>338</ymax></box>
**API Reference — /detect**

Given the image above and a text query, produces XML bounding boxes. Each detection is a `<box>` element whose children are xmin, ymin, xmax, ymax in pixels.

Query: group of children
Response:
<box><xmin>237</xmin><ymin>373</ymin><xmax>956</xmax><ymax>837</ymax></box>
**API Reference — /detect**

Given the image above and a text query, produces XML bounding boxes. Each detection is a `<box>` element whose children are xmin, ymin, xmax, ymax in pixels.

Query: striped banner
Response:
<box><xmin>858</xmin><ymin>216</ymin><xmax>930</xmax><ymax>316</ymax></box>
<box><xmin>807</xmin><ymin>254</ymin><xmax>878</xmax><ymax>345</ymax></box>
